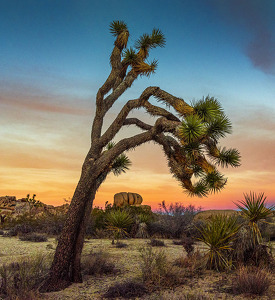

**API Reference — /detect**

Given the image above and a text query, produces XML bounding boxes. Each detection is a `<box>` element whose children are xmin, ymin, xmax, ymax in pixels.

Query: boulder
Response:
<box><xmin>114</xmin><ymin>192</ymin><xmax>143</xmax><ymax>207</ymax></box>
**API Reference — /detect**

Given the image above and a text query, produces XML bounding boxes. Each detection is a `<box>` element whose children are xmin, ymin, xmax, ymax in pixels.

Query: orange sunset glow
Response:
<box><xmin>1</xmin><ymin>1</ymin><xmax>275</xmax><ymax>211</ymax></box>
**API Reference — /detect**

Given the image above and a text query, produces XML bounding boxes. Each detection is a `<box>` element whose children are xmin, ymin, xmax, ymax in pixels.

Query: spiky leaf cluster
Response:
<box><xmin>105</xmin><ymin>142</ymin><xmax>132</xmax><ymax>176</ymax></box>
<box><xmin>234</xmin><ymin>192</ymin><xmax>275</xmax><ymax>244</ymax></box>
<box><xmin>109</xmin><ymin>21</ymin><xmax>128</xmax><ymax>37</ymax></box>
<box><xmin>198</xmin><ymin>215</ymin><xmax>241</xmax><ymax>270</ymax></box>
<box><xmin>135</xmin><ymin>28</ymin><xmax>165</xmax><ymax>52</ymax></box>
<box><xmin>175</xmin><ymin>97</ymin><xmax>240</xmax><ymax>197</ymax></box>
<box><xmin>192</xmin><ymin>96</ymin><xmax>223</xmax><ymax>122</ymax></box>
<box><xmin>215</xmin><ymin>147</ymin><xmax>241</xmax><ymax>168</ymax></box>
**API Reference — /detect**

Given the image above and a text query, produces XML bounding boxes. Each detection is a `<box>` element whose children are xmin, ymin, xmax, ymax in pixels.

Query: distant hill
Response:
<box><xmin>194</xmin><ymin>209</ymin><xmax>239</xmax><ymax>221</ymax></box>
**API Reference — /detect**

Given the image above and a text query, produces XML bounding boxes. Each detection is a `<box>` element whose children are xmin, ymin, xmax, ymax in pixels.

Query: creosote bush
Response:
<box><xmin>81</xmin><ymin>250</ymin><xmax>119</xmax><ymax>276</ymax></box>
<box><xmin>103</xmin><ymin>280</ymin><xmax>148</xmax><ymax>299</ymax></box>
<box><xmin>232</xmin><ymin>266</ymin><xmax>271</xmax><ymax>296</ymax></box>
<box><xmin>149</xmin><ymin>202</ymin><xmax>201</xmax><ymax>238</ymax></box>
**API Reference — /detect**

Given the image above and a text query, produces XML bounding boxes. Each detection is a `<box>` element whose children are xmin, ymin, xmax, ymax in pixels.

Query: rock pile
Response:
<box><xmin>0</xmin><ymin>196</ymin><xmax>69</xmax><ymax>223</ymax></box>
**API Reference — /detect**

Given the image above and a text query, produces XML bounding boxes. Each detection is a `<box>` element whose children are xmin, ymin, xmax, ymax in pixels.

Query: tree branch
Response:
<box><xmin>123</xmin><ymin>118</ymin><xmax>152</xmax><ymax>131</ymax></box>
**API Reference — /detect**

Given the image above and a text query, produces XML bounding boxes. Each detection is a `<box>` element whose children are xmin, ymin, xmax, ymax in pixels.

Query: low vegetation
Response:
<box><xmin>232</xmin><ymin>266</ymin><xmax>272</xmax><ymax>296</ymax></box>
<box><xmin>0</xmin><ymin>193</ymin><xmax>274</xmax><ymax>298</ymax></box>
<box><xmin>0</xmin><ymin>253</ymin><xmax>50</xmax><ymax>299</ymax></box>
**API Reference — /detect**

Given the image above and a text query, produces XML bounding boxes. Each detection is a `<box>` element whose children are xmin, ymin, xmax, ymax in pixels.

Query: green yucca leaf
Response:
<box><xmin>106</xmin><ymin>209</ymin><xmax>134</xmax><ymax>239</ymax></box>
<box><xmin>234</xmin><ymin>192</ymin><xmax>275</xmax><ymax>244</ymax></box>
<box><xmin>150</xmin><ymin>28</ymin><xmax>166</xmax><ymax>48</ymax></box>
<box><xmin>135</xmin><ymin>33</ymin><xmax>152</xmax><ymax>50</ymax></box>
<box><xmin>192</xmin><ymin>96</ymin><xmax>223</xmax><ymax>122</ymax></box>
<box><xmin>216</xmin><ymin>147</ymin><xmax>241</xmax><ymax>168</ymax></box>
<box><xmin>104</xmin><ymin>142</ymin><xmax>132</xmax><ymax>176</ymax></box>
<box><xmin>191</xmin><ymin>164</ymin><xmax>205</xmax><ymax>178</ymax></box>
<box><xmin>106</xmin><ymin>141</ymin><xmax>116</xmax><ymax>150</ymax></box>
<box><xmin>185</xmin><ymin>180</ymin><xmax>209</xmax><ymax>197</ymax></box>
<box><xmin>204</xmin><ymin>170</ymin><xmax>227</xmax><ymax>193</ymax></box>
<box><xmin>122</xmin><ymin>47</ymin><xmax>138</xmax><ymax>64</ymax></box>
<box><xmin>106</xmin><ymin>209</ymin><xmax>134</xmax><ymax>229</ymax></box>
<box><xmin>109</xmin><ymin>20</ymin><xmax>128</xmax><ymax>36</ymax></box>
<box><xmin>135</xmin><ymin>28</ymin><xmax>165</xmax><ymax>50</ymax></box>
<box><xmin>111</xmin><ymin>154</ymin><xmax>132</xmax><ymax>176</ymax></box>
<box><xmin>197</xmin><ymin>215</ymin><xmax>240</xmax><ymax>270</ymax></box>
<box><xmin>206</xmin><ymin>115</ymin><xmax>232</xmax><ymax>141</ymax></box>
<box><xmin>182</xmin><ymin>141</ymin><xmax>203</xmax><ymax>159</ymax></box>
<box><xmin>178</xmin><ymin>115</ymin><xmax>205</xmax><ymax>143</ymax></box>
<box><xmin>150</xmin><ymin>59</ymin><xmax>158</xmax><ymax>70</ymax></box>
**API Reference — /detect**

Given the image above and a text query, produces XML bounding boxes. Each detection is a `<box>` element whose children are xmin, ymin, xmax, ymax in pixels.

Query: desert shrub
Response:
<box><xmin>103</xmin><ymin>280</ymin><xmax>148</xmax><ymax>298</ymax></box>
<box><xmin>2</xmin><ymin>228</ymin><xmax>17</xmax><ymax>237</ymax></box>
<box><xmin>232</xmin><ymin>225</ymin><xmax>274</xmax><ymax>268</ymax></box>
<box><xmin>36</xmin><ymin>213</ymin><xmax>66</xmax><ymax>235</ymax></box>
<box><xmin>262</xmin><ymin>220</ymin><xmax>275</xmax><ymax>241</ymax></box>
<box><xmin>139</xmin><ymin>246</ymin><xmax>184</xmax><ymax>289</ymax></box>
<box><xmin>197</xmin><ymin>215</ymin><xmax>241</xmax><ymax>270</ymax></box>
<box><xmin>3</xmin><ymin>214</ymin><xmax>39</xmax><ymax>231</ymax></box>
<box><xmin>150</xmin><ymin>202</ymin><xmax>201</xmax><ymax>238</ymax></box>
<box><xmin>0</xmin><ymin>230</ymin><xmax>4</xmax><ymax>235</ymax></box>
<box><xmin>149</xmin><ymin>239</ymin><xmax>165</xmax><ymax>247</ymax></box>
<box><xmin>19</xmin><ymin>233</ymin><xmax>48</xmax><ymax>242</ymax></box>
<box><xmin>13</xmin><ymin>224</ymin><xmax>34</xmax><ymax>234</ymax></box>
<box><xmin>86</xmin><ymin>207</ymin><xmax>106</xmax><ymax>236</ymax></box>
<box><xmin>232</xmin><ymin>266</ymin><xmax>271</xmax><ymax>295</ymax></box>
<box><xmin>93</xmin><ymin>228</ymin><xmax>111</xmax><ymax>239</ymax></box>
<box><xmin>174</xmin><ymin>250</ymin><xmax>204</xmax><ymax>277</ymax></box>
<box><xmin>135</xmin><ymin>222</ymin><xmax>149</xmax><ymax>238</ymax></box>
<box><xmin>115</xmin><ymin>241</ymin><xmax>128</xmax><ymax>248</ymax></box>
<box><xmin>173</xmin><ymin>240</ymin><xmax>184</xmax><ymax>245</ymax></box>
<box><xmin>81</xmin><ymin>250</ymin><xmax>119</xmax><ymax>276</ymax></box>
<box><xmin>0</xmin><ymin>253</ymin><xmax>50</xmax><ymax>299</ymax></box>
<box><xmin>181</xmin><ymin>235</ymin><xmax>195</xmax><ymax>256</ymax></box>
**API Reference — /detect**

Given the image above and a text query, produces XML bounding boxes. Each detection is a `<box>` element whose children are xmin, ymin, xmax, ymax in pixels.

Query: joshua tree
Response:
<box><xmin>41</xmin><ymin>21</ymin><xmax>241</xmax><ymax>291</ymax></box>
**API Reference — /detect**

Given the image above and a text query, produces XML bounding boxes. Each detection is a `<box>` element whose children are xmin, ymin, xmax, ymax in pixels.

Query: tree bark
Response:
<box><xmin>70</xmin><ymin>172</ymin><xmax>107</xmax><ymax>283</ymax></box>
<box><xmin>70</xmin><ymin>191</ymin><xmax>95</xmax><ymax>283</ymax></box>
<box><xmin>40</xmin><ymin>164</ymin><xmax>98</xmax><ymax>291</ymax></box>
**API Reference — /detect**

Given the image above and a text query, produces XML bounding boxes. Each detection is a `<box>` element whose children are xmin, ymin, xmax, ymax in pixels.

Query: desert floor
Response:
<box><xmin>0</xmin><ymin>237</ymin><xmax>274</xmax><ymax>299</ymax></box>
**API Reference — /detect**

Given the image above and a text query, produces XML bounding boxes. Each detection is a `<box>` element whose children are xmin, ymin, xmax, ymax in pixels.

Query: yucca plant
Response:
<box><xmin>197</xmin><ymin>215</ymin><xmax>241</xmax><ymax>270</ymax></box>
<box><xmin>175</xmin><ymin>96</ymin><xmax>241</xmax><ymax>198</ymax></box>
<box><xmin>235</xmin><ymin>192</ymin><xmax>275</xmax><ymax>245</ymax></box>
<box><xmin>106</xmin><ymin>209</ymin><xmax>134</xmax><ymax>243</ymax></box>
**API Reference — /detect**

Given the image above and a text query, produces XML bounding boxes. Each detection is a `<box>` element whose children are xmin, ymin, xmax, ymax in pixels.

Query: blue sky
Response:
<box><xmin>1</xmin><ymin>0</ymin><xmax>275</xmax><ymax>208</ymax></box>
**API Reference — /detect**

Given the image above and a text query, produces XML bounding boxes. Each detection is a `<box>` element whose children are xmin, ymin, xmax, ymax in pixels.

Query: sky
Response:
<box><xmin>1</xmin><ymin>0</ymin><xmax>275</xmax><ymax>210</ymax></box>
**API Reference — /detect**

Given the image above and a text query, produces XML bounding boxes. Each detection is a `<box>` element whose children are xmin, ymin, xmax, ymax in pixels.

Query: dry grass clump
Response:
<box><xmin>103</xmin><ymin>280</ymin><xmax>148</xmax><ymax>298</ymax></box>
<box><xmin>232</xmin><ymin>266</ymin><xmax>271</xmax><ymax>296</ymax></box>
<box><xmin>139</xmin><ymin>246</ymin><xmax>184</xmax><ymax>290</ymax></box>
<box><xmin>0</xmin><ymin>253</ymin><xmax>50</xmax><ymax>299</ymax></box>
<box><xmin>174</xmin><ymin>250</ymin><xmax>204</xmax><ymax>277</ymax></box>
<box><xmin>81</xmin><ymin>250</ymin><xmax>119</xmax><ymax>276</ymax></box>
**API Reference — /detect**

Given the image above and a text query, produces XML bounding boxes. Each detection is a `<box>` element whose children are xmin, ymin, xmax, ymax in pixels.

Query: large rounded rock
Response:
<box><xmin>113</xmin><ymin>192</ymin><xmax>143</xmax><ymax>207</ymax></box>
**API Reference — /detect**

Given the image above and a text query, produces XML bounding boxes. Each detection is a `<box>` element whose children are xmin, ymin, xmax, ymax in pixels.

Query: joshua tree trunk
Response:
<box><xmin>41</xmin><ymin>21</ymin><xmax>240</xmax><ymax>292</ymax></box>
<box><xmin>41</xmin><ymin>167</ymin><xmax>97</xmax><ymax>291</ymax></box>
